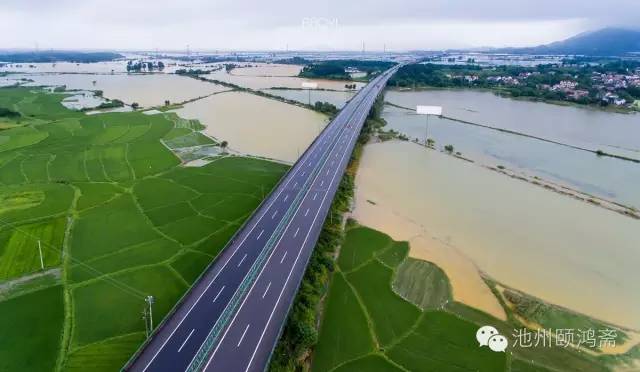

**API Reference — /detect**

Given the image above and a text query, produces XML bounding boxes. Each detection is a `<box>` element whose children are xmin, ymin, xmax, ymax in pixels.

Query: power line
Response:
<box><xmin>0</xmin><ymin>216</ymin><xmax>148</xmax><ymax>300</ymax></box>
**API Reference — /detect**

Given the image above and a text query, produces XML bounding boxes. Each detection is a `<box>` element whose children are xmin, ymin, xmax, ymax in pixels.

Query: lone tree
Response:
<box><xmin>164</xmin><ymin>100</ymin><xmax>170</xmax><ymax>106</ymax></box>
<box><xmin>444</xmin><ymin>144</ymin><xmax>454</xmax><ymax>153</ymax></box>
<box><xmin>131</xmin><ymin>102</ymin><xmax>139</xmax><ymax>110</ymax></box>
<box><xmin>220</xmin><ymin>140</ymin><xmax>228</xmax><ymax>153</ymax></box>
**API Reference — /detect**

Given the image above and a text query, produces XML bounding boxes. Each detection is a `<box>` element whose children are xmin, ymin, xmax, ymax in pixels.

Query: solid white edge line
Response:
<box><xmin>200</xmin><ymin>97</ymin><xmax>364</xmax><ymax>371</ymax></box>
<box><xmin>242</xmin><ymin>89</ymin><xmax>377</xmax><ymax>372</ymax></box>
<box><xmin>205</xmin><ymin>84</ymin><xmax>378</xmax><ymax>372</ymax></box>
<box><xmin>185</xmin><ymin>86</ymin><xmax>370</xmax><ymax>370</ymax></box>
<box><xmin>139</xmin><ymin>90</ymin><xmax>345</xmax><ymax>371</ymax></box>
<box><xmin>182</xmin><ymin>84</ymin><xmax>368</xmax><ymax>369</ymax></box>
<box><xmin>192</xmin><ymin>77</ymin><xmax>382</xmax><ymax>371</ymax></box>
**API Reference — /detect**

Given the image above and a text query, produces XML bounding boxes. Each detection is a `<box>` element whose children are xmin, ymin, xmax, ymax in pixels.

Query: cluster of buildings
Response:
<box><xmin>485</xmin><ymin>75</ymin><xmax>520</xmax><ymax>85</ymax></box>
<box><xmin>444</xmin><ymin>66</ymin><xmax>640</xmax><ymax>108</ymax></box>
<box><xmin>544</xmin><ymin>80</ymin><xmax>590</xmax><ymax>101</ymax></box>
<box><xmin>590</xmin><ymin>71</ymin><xmax>640</xmax><ymax>105</ymax></box>
<box><xmin>601</xmin><ymin>92</ymin><xmax>628</xmax><ymax>106</ymax></box>
<box><xmin>591</xmin><ymin>71</ymin><xmax>640</xmax><ymax>90</ymax></box>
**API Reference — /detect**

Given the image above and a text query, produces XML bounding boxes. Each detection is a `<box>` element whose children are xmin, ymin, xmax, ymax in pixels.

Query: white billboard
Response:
<box><xmin>301</xmin><ymin>82</ymin><xmax>318</xmax><ymax>89</ymax></box>
<box><xmin>416</xmin><ymin>105</ymin><xmax>443</xmax><ymax>116</ymax></box>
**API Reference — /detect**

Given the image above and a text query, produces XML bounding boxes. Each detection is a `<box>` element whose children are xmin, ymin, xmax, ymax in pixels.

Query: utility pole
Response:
<box><xmin>301</xmin><ymin>82</ymin><xmax>317</xmax><ymax>106</ymax></box>
<box><xmin>416</xmin><ymin>106</ymin><xmax>443</xmax><ymax>146</ymax></box>
<box><xmin>38</xmin><ymin>240</ymin><xmax>44</xmax><ymax>270</ymax></box>
<box><xmin>145</xmin><ymin>296</ymin><xmax>155</xmax><ymax>333</ymax></box>
<box><xmin>425</xmin><ymin>114</ymin><xmax>429</xmax><ymax>146</ymax></box>
<box><xmin>142</xmin><ymin>308</ymin><xmax>150</xmax><ymax>337</ymax></box>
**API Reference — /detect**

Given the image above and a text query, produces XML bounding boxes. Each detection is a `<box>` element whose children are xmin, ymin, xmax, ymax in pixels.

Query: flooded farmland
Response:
<box><xmin>263</xmin><ymin>89</ymin><xmax>355</xmax><ymax>108</ymax></box>
<box><xmin>172</xmin><ymin>91</ymin><xmax>328</xmax><ymax>163</ymax></box>
<box><xmin>353</xmin><ymin>140</ymin><xmax>640</xmax><ymax>330</ymax></box>
<box><xmin>204</xmin><ymin>66</ymin><xmax>364</xmax><ymax>91</ymax></box>
<box><xmin>19</xmin><ymin>73</ymin><xmax>229</xmax><ymax>108</ymax></box>
<box><xmin>383</xmin><ymin>90</ymin><xmax>640</xmax><ymax>209</ymax></box>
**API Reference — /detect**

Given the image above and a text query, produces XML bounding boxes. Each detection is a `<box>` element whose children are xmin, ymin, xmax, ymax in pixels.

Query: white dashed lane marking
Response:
<box><xmin>237</xmin><ymin>324</ymin><xmax>250</xmax><ymax>347</ymax></box>
<box><xmin>262</xmin><ymin>282</ymin><xmax>272</xmax><ymax>299</ymax></box>
<box><xmin>237</xmin><ymin>253</ymin><xmax>248</xmax><ymax>267</ymax></box>
<box><xmin>212</xmin><ymin>286</ymin><xmax>225</xmax><ymax>303</ymax></box>
<box><xmin>178</xmin><ymin>329</ymin><xmax>195</xmax><ymax>353</ymax></box>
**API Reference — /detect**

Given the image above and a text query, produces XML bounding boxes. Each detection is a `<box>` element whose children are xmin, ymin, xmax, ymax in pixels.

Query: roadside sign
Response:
<box><xmin>416</xmin><ymin>105</ymin><xmax>443</xmax><ymax>116</ymax></box>
<box><xmin>301</xmin><ymin>82</ymin><xmax>318</xmax><ymax>89</ymax></box>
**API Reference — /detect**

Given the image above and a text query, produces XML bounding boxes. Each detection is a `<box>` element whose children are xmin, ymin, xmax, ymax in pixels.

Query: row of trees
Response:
<box><xmin>0</xmin><ymin>107</ymin><xmax>20</xmax><ymax>118</ymax></box>
<box><xmin>126</xmin><ymin>60</ymin><xmax>165</xmax><ymax>72</ymax></box>
<box><xmin>269</xmin><ymin>93</ymin><xmax>387</xmax><ymax>371</ymax></box>
<box><xmin>312</xmin><ymin>101</ymin><xmax>338</xmax><ymax>115</ymax></box>
<box><xmin>300</xmin><ymin>63</ymin><xmax>350</xmax><ymax>80</ymax></box>
<box><xmin>175</xmin><ymin>68</ymin><xmax>209</xmax><ymax>75</ymax></box>
<box><xmin>390</xmin><ymin>62</ymin><xmax>640</xmax><ymax>105</ymax></box>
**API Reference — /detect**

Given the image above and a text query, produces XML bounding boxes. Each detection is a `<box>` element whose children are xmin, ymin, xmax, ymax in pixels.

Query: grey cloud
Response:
<box><xmin>2</xmin><ymin>0</ymin><xmax>639</xmax><ymax>50</ymax></box>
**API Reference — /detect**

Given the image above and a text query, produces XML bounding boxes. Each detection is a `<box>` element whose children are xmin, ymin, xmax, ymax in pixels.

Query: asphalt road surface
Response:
<box><xmin>125</xmin><ymin>66</ymin><xmax>399</xmax><ymax>372</ymax></box>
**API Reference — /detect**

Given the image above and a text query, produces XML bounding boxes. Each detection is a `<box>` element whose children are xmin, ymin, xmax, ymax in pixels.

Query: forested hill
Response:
<box><xmin>494</xmin><ymin>28</ymin><xmax>640</xmax><ymax>56</ymax></box>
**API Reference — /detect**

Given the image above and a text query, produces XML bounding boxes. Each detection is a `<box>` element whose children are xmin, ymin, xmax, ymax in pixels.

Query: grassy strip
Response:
<box><xmin>386</xmin><ymin>100</ymin><xmax>640</xmax><ymax>163</ymax></box>
<box><xmin>188</xmin><ymin>75</ymin><xmax>340</xmax><ymax>117</ymax></box>
<box><xmin>268</xmin><ymin>94</ymin><xmax>386</xmax><ymax>371</ymax></box>
<box><xmin>0</xmin><ymin>86</ymin><xmax>289</xmax><ymax>370</ymax></box>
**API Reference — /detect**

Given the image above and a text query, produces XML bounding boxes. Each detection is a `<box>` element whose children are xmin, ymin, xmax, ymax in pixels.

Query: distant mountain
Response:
<box><xmin>0</xmin><ymin>51</ymin><xmax>123</xmax><ymax>63</ymax></box>
<box><xmin>496</xmin><ymin>28</ymin><xmax>640</xmax><ymax>56</ymax></box>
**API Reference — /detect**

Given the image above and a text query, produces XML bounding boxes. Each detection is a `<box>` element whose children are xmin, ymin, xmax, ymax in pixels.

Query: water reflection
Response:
<box><xmin>383</xmin><ymin>93</ymin><xmax>640</xmax><ymax>209</ymax></box>
<box><xmin>262</xmin><ymin>89</ymin><xmax>355</xmax><ymax>108</ymax></box>
<box><xmin>355</xmin><ymin>140</ymin><xmax>640</xmax><ymax>329</ymax></box>
<box><xmin>172</xmin><ymin>91</ymin><xmax>327</xmax><ymax>163</ymax></box>
<box><xmin>20</xmin><ymin>73</ymin><xmax>228</xmax><ymax>108</ymax></box>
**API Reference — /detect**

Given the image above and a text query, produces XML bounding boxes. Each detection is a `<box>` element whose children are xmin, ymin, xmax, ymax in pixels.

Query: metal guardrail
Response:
<box><xmin>122</xmin><ymin>67</ymin><xmax>396</xmax><ymax>372</ymax></box>
<box><xmin>187</xmin><ymin>180</ymin><xmax>305</xmax><ymax>371</ymax></box>
<box><xmin>121</xmin><ymin>92</ymin><xmax>341</xmax><ymax>372</ymax></box>
<box><xmin>255</xmin><ymin>67</ymin><xmax>402</xmax><ymax>370</ymax></box>
<box><xmin>185</xmin><ymin>84</ymin><xmax>370</xmax><ymax>371</ymax></box>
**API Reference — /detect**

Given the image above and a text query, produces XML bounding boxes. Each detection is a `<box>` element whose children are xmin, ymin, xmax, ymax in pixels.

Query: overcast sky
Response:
<box><xmin>2</xmin><ymin>0</ymin><xmax>639</xmax><ymax>51</ymax></box>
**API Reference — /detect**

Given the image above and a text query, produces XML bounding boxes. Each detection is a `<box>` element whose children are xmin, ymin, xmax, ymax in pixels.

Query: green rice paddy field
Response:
<box><xmin>0</xmin><ymin>87</ymin><xmax>287</xmax><ymax>371</ymax></box>
<box><xmin>311</xmin><ymin>225</ymin><xmax>629</xmax><ymax>372</ymax></box>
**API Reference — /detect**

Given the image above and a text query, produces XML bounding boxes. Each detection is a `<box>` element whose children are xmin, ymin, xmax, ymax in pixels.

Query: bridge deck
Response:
<box><xmin>124</xmin><ymin>66</ymin><xmax>398</xmax><ymax>372</ymax></box>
